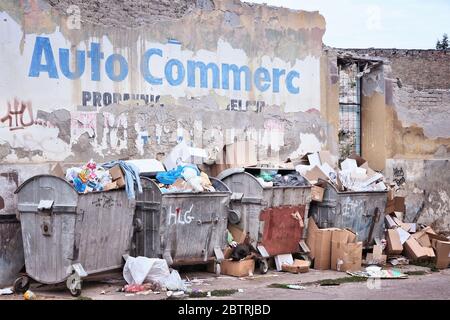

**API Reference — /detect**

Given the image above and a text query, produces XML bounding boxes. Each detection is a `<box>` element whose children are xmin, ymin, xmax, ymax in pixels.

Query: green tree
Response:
<box><xmin>436</xmin><ymin>33</ymin><xmax>448</xmax><ymax>50</ymax></box>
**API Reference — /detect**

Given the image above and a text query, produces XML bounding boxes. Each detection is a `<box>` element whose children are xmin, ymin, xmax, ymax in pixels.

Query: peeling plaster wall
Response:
<box><xmin>0</xmin><ymin>0</ymin><xmax>330</xmax><ymax>214</ymax></box>
<box><xmin>341</xmin><ymin>49</ymin><xmax>450</xmax><ymax>232</ymax></box>
<box><xmin>385</xmin><ymin>159</ymin><xmax>450</xmax><ymax>234</ymax></box>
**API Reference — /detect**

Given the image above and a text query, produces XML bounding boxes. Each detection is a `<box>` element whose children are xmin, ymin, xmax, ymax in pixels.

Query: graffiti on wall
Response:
<box><xmin>1</xmin><ymin>99</ymin><xmax>35</xmax><ymax>131</ymax></box>
<box><xmin>393</xmin><ymin>167</ymin><xmax>406</xmax><ymax>186</ymax></box>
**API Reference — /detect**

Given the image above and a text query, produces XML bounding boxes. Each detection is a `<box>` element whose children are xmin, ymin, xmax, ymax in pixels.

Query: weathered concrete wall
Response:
<box><xmin>0</xmin><ymin>0</ymin><xmax>330</xmax><ymax>214</ymax></box>
<box><xmin>345</xmin><ymin>49</ymin><xmax>450</xmax><ymax>90</ymax></box>
<box><xmin>385</xmin><ymin>159</ymin><xmax>450</xmax><ymax>235</ymax></box>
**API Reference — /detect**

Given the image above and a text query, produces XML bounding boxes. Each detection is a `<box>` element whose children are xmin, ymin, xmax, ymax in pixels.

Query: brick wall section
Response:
<box><xmin>339</xmin><ymin>49</ymin><xmax>450</xmax><ymax>90</ymax></box>
<box><xmin>47</xmin><ymin>0</ymin><xmax>204</xmax><ymax>27</ymax></box>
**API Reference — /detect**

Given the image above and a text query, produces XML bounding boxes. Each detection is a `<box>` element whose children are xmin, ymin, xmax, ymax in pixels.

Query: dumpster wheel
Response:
<box><xmin>66</xmin><ymin>272</ymin><xmax>83</xmax><ymax>297</ymax></box>
<box><xmin>13</xmin><ymin>276</ymin><xmax>30</xmax><ymax>294</ymax></box>
<box><xmin>259</xmin><ymin>259</ymin><xmax>269</xmax><ymax>274</ymax></box>
<box><xmin>214</xmin><ymin>262</ymin><xmax>221</xmax><ymax>276</ymax></box>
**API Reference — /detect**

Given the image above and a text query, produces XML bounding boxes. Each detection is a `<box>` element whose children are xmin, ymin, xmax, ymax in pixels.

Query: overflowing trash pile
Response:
<box><xmin>255</xmin><ymin>169</ymin><xmax>310</xmax><ymax>187</ymax></box>
<box><xmin>155</xmin><ymin>165</ymin><xmax>215</xmax><ymax>193</ymax></box>
<box><xmin>65</xmin><ymin>159</ymin><xmax>113</xmax><ymax>193</ymax></box>
<box><xmin>296</xmin><ymin>151</ymin><xmax>386</xmax><ymax>192</ymax></box>
<box><xmin>64</xmin><ymin>159</ymin><xmax>142</xmax><ymax>199</ymax></box>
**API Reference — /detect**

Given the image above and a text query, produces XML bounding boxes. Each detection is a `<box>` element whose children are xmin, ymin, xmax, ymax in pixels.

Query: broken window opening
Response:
<box><xmin>338</xmin><ymin>60</ymin><xmax>362</xmax><ymax>163</ymax></box>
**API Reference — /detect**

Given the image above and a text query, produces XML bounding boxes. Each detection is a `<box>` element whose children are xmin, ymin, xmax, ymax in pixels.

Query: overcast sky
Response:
<box><xmin>244</xmin><ymin>0</ymin><xmax>450</xmax><ymax>49</ymax></box>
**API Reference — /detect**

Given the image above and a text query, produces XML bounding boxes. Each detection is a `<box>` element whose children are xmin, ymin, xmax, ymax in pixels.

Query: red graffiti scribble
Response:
<box><xmin>1</xmin><ymin>98</ymin><xmax>35</xmax><ymax>131</ymax></box>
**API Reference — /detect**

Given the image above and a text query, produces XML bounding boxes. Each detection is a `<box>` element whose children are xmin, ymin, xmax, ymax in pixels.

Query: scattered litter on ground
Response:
<box><xmin>23</xmin><ymin>290</ymin><xmax>36</xmax><ymax>300</ymax></box>
<box><xmin>0</xmin><ymin>288</ymin><xmax>13</xmax><ymax>295</ymax></box>
<box><xmin>346</xmin><ymin>269</ymin><xmax>408</xmax><ymax>279</ymax></box>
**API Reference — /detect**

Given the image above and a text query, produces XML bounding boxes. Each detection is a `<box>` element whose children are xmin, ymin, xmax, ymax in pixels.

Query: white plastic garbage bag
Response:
<box><xmin>123</xmin><ymin>256</ymin><xmax>170</xmax><ymax>285</ymax></box>
<box><xmin>161</xmin><ymin>269</ymin><xmax>187</xmax><ymax>291</ymax></box>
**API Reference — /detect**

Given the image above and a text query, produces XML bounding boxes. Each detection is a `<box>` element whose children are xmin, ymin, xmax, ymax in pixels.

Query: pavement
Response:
<box><xmin>1</xmin><ymin>264</ymin><xmax>449</xmax><ymax>300</ymax></box>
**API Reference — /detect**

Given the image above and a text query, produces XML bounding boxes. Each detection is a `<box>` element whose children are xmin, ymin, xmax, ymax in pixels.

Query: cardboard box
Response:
<box><xmin>104</xmin><ymin>181</ymin><xmax>118</xmax><ymax>191</ymax></box>
<box><xmin>403</xmin><ymin>238</ymin><xmax>427</xmax><ymax>261</ymax></box>
<box><xmin>225</xmin><ymin>140</ymin><xmax>257</xmax><ymax>167</ymax></box>
<box><xmin>366</xmin><ymin>253</ymin><xmax>387</xmax><ymax>266</ymax></box>
<box><xmin>306</xmin><ymin>219</ymin><xmax>335</xmax><ymax>270</ymax></box>
<box><xmin>386</xmin><ymin>229</ymin><xmax>403</xmax><ymax>255</ymax></box>
<box><xmin>228</xmin><ymin>225</ymin><xmax>247</xmax><ymax>244</ymax></box>
<box><xmin>281</xmin><ymin>259</ymin><xmax>310</xmax><ymax>274</ymax></box>
<box><xmin>311</xmin><ymin>185</ymin><xmax>325</xmax><ymax>202</ymax></box>
<box><xmin>115</xmin><ymin>177</ymin><xmax>126</xmax><ymax>188</ymax></box>
<box><xmin>394</xmin><ymin>197</ymin><xmax>406</xmax><ymax>213</ymax></box>
<box><xmin>331</xmin><ymin>229</ymin><xmax>362</xmax><ymax>272</ymax></box>
<box><xmin>109</xmin><ymin>165</ymin><xmax>124</xmax><ymax>181</ymax></box>
<box><xmin>422</xmin><ymin>247</ymin><xmax>435</xmax><ymax>259</ymax></box>
<box><xmin>385</xmin><ymin>196</ymin><xmax>406</xmax><ymax>214</ymax></box>
<box><xmin>221</xmin><ymin>259</ymin><xmax>255</xmax><ymax>277</ymax></box>
<box><xmin>412</xmin><ymin>230</ymin><xmax>432</xmax><ymax>248</ymax></box>
<box><xmin>304</xmin><ymin>166</ymin><xmax>329</xmax><ymax>183</ymax></box>
<box><xmin>435</xmin><ymin>240</ymin><xmax>450</xmax><ymax>269</ymax></box>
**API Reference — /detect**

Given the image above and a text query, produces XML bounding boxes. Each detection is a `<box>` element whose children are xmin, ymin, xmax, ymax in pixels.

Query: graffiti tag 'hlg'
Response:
<box><xmin>168</xmin><ymin>204</ymin><xmax>195</xmax><ymax>225</ymax></box>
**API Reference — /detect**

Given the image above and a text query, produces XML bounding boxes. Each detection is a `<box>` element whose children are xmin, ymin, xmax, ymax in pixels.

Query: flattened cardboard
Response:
<box><xmin>404</xmin><ymin>238</ymin><xmax>427</xmax><ymax>261</ymax></box>
<box><xmin>304</xmin><ymin>166</ymin><xmax>329</xmax><ymax>183</ymax></box>
<box><xmin>307</xmin><ymin>153</ymin><xmax>321</xmax><ymax>167</ymax></box>
<box><xmin>318</xmin><ymin>150</ymin><xmax>335</xmax><ymax>168</ymax></box>
<box><xmin>348</xmin><ymin>153</ymin><xmax>367</xmax><ymax>167</ymax></box>
<box><xmin>311</xmin><ymin>185</ymin><xmax>325</xmax><ymax>202</ymax></box>
<box><xmin>386</xmin><ymin>229</ymin><xmax>403</xmax><ymax>255</ymax></box>
<box><xmin>228</xmin><ymin>225</ymin><xmax>247</xmax><ymax>244</ymax></box>
<box><xmin>221</xmin><ymin>259</ymin><xmax>255</xmax><ymax>277</ymax></box>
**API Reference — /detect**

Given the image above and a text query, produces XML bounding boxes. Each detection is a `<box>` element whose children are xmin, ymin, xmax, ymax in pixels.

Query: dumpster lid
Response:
<box><xmin>14</xmin><ymin>175</ymin><xmax>76</xmax><ymax>194</ymax></box>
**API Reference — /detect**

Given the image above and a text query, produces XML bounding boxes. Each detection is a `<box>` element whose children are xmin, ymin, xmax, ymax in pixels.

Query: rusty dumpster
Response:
<box><xmin>131</xmin><ymin>177</ymin><xmax>231</xmax><ymax>274</ymax></box>
<box><xmin>309</xmin><ymin>179</ymin><xmax>388</xmax><ymax>247</ymax></box>
<box><xmin>14</xmin><ymin>175</ymin><xmax>135</xmax><ymax>296</ymax></box>
<box><xmin>0</xmin><ymin>214</ymin><xmax>25</xmax><ymax>288</ymax></box>
<box><xmin>219</xmin><ymin>167</ymin><xmax>312</xmax><ymax>273</ymax></box>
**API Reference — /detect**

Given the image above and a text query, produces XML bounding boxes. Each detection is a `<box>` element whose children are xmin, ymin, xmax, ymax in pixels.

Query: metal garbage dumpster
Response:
<box><xmin>0</xmin><ymin>214</ymin><xmax>25</xmax><ymax>288</ymax></box>
<box><xmin>309</xmin><ymin>179</ymin><xmax>388</xmax><ymax>247</ymax></box>
<box><xmin>219</xmin><ymin>167</ymin><xmax>312</xmax><ymax>273</ymax></box>
<box><xmin>132</xmin><ymin>177</ymin><xmax>231</xmax><ymax>274</ymax></box>
<box><xmin>14</xmin><ymin>175</ymin><xmax>135</xmax><ymax>296</ymax></box>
